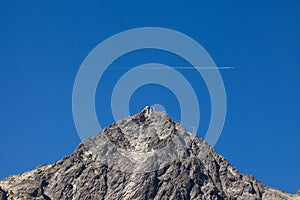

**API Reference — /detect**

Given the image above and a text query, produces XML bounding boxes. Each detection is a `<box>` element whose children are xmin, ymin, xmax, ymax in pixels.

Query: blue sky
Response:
<box><xmin>0</xmin><ymin>0</ymin><xmax>299</xmax><ymax>194</ymax></box>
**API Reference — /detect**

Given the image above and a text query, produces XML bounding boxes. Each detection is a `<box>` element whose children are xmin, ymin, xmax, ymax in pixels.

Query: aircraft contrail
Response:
<box><xmin>111</xmin><ymin>66</ymin><xmax>235</xmax><ymax>70</ymax></box>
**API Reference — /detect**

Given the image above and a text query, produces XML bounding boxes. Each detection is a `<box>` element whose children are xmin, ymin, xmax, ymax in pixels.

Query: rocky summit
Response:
<box><xmin>0</xmin><ymin>107</ymin><xmax>299</xmax><ymax>200</ymax></box>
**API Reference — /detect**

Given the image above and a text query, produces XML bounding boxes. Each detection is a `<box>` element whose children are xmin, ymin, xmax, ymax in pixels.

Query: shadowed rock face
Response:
<box><xmin>0</xmin><ymin>107</ymin><xmax>299</xmax><ymax>200</ymax></box>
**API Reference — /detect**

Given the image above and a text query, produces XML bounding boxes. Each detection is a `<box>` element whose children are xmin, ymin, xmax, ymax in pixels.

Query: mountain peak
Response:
<box><xmin>0</xmin><ymin>109</ymin><xmax>299</xmax><ymax>200</ymax></box>
<box><xmin>84</xmin><ymin>106</ymin><xmax>195</xmax><ymax>173</ymax></box>
<box><xmin>128</xmin><ymin>106</ymin><xmax>171</xmax><ymax>126</ymax></box>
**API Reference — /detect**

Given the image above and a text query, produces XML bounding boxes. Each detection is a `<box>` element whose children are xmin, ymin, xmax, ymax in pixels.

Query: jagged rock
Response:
<box><xmin>0</xmin><ymin>187</ymin><xmax>7</xmax><ymax>200</ymax></box>
<box><xmin>0</xmin><ymin>107</ymin><xmax>299</xmax><ymax>200</ymax></box>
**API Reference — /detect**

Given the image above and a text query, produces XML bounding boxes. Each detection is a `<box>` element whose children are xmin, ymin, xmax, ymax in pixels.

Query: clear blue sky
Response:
<box><xmin>0</xmin><ymin>0</ymin><xmax>299</xmax><ymax>194</ymax></box>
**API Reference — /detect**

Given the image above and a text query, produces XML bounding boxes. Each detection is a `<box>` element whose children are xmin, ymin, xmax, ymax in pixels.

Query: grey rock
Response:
<box><xmin>0</xmin><ymin>107</ymin><xmax>299</xmax><ymax>200</ymax></box>
<box><xmin>0</xmin><ymin>187</ymin><xmax>7</xmax><ymax>200</ymax></box>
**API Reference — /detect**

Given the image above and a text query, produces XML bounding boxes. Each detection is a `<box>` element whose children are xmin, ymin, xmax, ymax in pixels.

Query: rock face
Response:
<box><xmin>0</xmin><ymin>107</ymin><xmax>299</xmax><ymax>200</ymax></box>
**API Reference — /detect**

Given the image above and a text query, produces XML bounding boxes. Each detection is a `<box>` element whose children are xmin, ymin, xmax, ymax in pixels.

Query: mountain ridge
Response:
<box><xmin>0</xmin><ymin>107</ymin><xmax>299</xmax><ymax>199</ymax></box>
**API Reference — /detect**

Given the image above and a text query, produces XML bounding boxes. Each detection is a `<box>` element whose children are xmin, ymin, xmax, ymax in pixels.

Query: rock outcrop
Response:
<box><xmin>0</xmin><ymin>107</ymin><xmax>299</xmax><ymax>200</ymax></box>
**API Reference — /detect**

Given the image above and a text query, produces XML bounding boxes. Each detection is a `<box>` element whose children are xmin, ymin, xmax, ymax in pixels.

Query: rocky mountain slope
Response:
<box><xmin>0</xmin><ymin>107</ymin><xmax>299</xmax><ymax>200</ymax></box>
